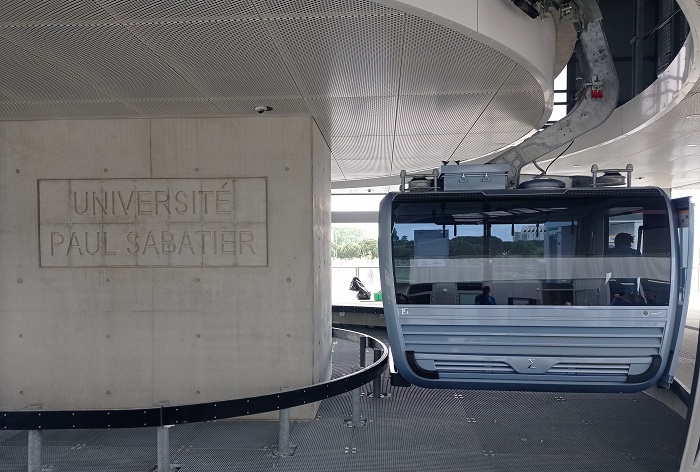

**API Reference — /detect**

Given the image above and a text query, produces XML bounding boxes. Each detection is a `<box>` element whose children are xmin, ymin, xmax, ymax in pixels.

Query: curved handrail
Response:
<box><xmin>0</xmin><ymin>328</ymin><xmax>387</xmax><ymax>430</ymax></box>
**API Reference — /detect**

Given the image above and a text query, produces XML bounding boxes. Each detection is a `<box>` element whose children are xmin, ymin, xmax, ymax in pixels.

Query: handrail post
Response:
<box><xmin>359</xmin><ymin>336</ymin><xmax>367</xmax><ymax>368</ymax></box>
<box><xmin>276</xmin><ymin>386</ymin><xmax>295</xmax><ymax>456</ymax></box>
<box><xmin>25</xmin><ymin>404</ymin><xmax>42</xmax><ymax>472</ymax></box>
<box><xmin>371</xmin><ymin>349</ymin><xmax>384</xmax><ymax>398</ymax></box>
<box><xmin>156</xmin><ymin>426</ymin><xmax>170</xmax><ymax>472</ymax></box>
<box><xmin>351</xmin><ymin>382</ymin><xmax>362</xmax><ymax>427</ymax></box>
<box><xmin>27</xmin><ymin>430</ymin><xmax>42</xmax><ymax>472</ymax></box>
<box><xmin>278</xmin><ymin>408</ymin><xmax>291</xmax><ymax>456</ymax></box>
<box><xmin>155</xmin><ymin>401</ymin><xmax>171</xmax><ymax>472</ymax></box>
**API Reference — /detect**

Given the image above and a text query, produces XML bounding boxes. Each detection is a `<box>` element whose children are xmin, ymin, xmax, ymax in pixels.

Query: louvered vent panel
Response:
<box><xmin>268</xmin><ymin>14</ymin><xmax>404</xmax><ymax>97</ymax></box>
<box><xmin>1</xmin><ymin>25</ymin><xmax>203</xmax><ymax>99</ymax></box>
<box><xmin>403</xmin><ymin>321</ymin><xmax>662</xmax><ymax>380</ymax></box>
<box><xmin>400</xmin><ymin>16</ymin><xmax>518</xmax><ymax>95</ymax></box>
<box><xmin>128</xmin><ymin>20</ymin><xmax>300</xmax><ymax>98</ymax></box>
<box><xmin>434</xmin><ymin>360</ymin><xmax>516</xmax><ymax>374</ymax></box>
<box><xmin>432</xmin><ymin>360</ymin><xmax>632</xmax><ymax>376</ymax></box>
<box><xmin>403</xmin><ymin>324</ymin><xmax>663</xmax><ymax>357</ymax></box>
<box><xmin>547</xmin><ymin>363</ymin><xmax>631</xmax><ymax>375</ymax></box>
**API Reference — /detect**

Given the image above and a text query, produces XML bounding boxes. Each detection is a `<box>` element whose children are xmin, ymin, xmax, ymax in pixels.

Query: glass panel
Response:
<box><xmin>553</xmin><ymin>92</ymin><xmax>568</xmax><ymax>103</ymax></box>
<box><xmin>391</xmin><ymin>193</ymin><xmax>672</xmax><ymax>306</ymax></box>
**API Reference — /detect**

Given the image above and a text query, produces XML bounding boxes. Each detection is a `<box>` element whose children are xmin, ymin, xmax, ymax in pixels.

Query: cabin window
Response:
<box><xmin>391</xmin><ymin>193</ymin><xmax>672</xmax><ymax>306</ymax></box>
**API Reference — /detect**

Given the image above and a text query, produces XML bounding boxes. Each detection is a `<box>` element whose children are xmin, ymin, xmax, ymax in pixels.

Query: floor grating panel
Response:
<box><xmin>0</xmin><ymin>327</ymin><xmax>689</xmax><ymax>471</ymax></box>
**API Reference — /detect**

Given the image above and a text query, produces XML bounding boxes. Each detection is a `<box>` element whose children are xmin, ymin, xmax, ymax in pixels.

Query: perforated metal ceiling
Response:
<box><xmin>0</xmin><ymin>0</ymin><xmax>548</xmax><ymax>183</ymax></box>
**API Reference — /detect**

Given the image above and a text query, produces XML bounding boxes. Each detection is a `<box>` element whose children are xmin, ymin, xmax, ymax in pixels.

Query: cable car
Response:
<box><xmin>378</xmin><ymin>164</ymin><xmax>693</xmax><ymax>392</ymax></box>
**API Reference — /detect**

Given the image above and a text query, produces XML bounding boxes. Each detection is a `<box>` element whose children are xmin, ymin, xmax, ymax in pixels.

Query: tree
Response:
<box><xmin>332</xmin><ymin>227</ymin><xmax>366</xmax><ymax>247</ymax></box>
<box><xmin>332</xmin><ymin>226</ymin><xmax>379</xmax><ymax>260</ymax></box>
<box><xmin>358</xmin><ymin>238</ymin><xmax>379</xmax><ymax>259</ymax></box>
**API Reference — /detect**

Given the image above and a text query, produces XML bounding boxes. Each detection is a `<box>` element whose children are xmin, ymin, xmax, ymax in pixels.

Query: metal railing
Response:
<box><xmin>1</xmin><ymin>328</ymin><xmax>387</xmax><ymax>472</ymax></box>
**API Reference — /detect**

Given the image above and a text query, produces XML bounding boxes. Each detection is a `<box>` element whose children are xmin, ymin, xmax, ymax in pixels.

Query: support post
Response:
<box><xmin>27</xmin><ymin>430</ymin><xmax>42</xmax><ymax>472</ymax></box>
<box><xmin>351</xmin><ymin>385</ymin><xmax>362</xmax><ymax>427</ymax></box>
<box><xmin>371</xmin><ymin>348</ymin><xmax>383</xmax><ymax>398</ymax></box>
<box><xmin>278</xmin><ymin>407</ymin><xmax>291</xmax><ymax>456</ymax></box>
<box><xmin>157</xmin><ymin>426</ymin><xmax>170</xmax><ymax>472</ymax></box>
<box><xmin>276</xmin><ymin>386</ymin><xmax>294</xmax><ymax>456</ymax></box>
<box><xmin>359</xmin><ymin>336</ymin><xmax>367</xmax><ymax>367</ymax></box>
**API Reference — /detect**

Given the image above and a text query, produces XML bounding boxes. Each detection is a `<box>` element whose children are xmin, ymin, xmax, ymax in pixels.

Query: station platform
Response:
<box><xmin>1</xmin><ymin>318</ymin><xmax>695</xmax><ymax>471</ymax></box>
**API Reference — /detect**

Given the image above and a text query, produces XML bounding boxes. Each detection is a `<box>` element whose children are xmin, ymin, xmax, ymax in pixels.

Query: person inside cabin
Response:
<box><xmin>629</xmin><ymin>293</ymin><xmax>648</xmax><ymax>306</ymax></box>
<box><xmin>607</xmin><ymin>232</ymin><xmax>641</xmax><ymax>256</ymax></box>
<box><xmin>474</xmin><ymin>285</ymin><xmax>496</xmax><ymax>305</ymax></box>
<box><xmin>645</xmin><ymin>291</ymin><xmax>659</xmax><ymax>306</ymax></box>
<box><xmin>610</xmin><ymin>290</ymin><xmax>633</xmax><ymax>306</ymax></box>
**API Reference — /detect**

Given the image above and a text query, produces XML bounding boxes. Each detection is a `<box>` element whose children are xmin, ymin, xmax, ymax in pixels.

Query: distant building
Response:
<box><xmin>514</xmin><ymin>226</ymin><xmax>548</xmax><ymax>241</ymax></box>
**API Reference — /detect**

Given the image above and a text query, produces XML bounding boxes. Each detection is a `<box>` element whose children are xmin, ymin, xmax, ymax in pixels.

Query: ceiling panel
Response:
<box><xmin>490</xmin><ymin>89</ymin><xmax>547</xmax><ymax>110</ymax></box>
<box><xmin>0</xmin><ymin>100</ymin><xmax>139</xmax><ymax>120</ymax></box>
<box><xmin>470</xmin><ymin>107</ymin><xmax>543</xmax><ymax>134</ymax></box>
<box><xmin>391</xmin><ymin>134</ymin><xmax>465</xmax><ymax>172</ymax></box>
<box><xmin>452</xmin><ymin>132</ymin><xmax>526</xmax><ymax>161</ymax></box>
<box><xmin>268</xmin><ymin>13</ymin><xmax>404</xmax><ymax>98</ymax></box>
<box><xmin>212</xmin><ymin>97</ymin><xmax>310</xmax><ymax>115</ymax></box>
<box><xmin>330</xmin><ymin>156</ymin><xmax>344</xmax><ymax>180</ymax></box>
<box><xmin>335</xmin><ymin>156</ymin><xmax>392</xmax><ymax>178</ymax></box>
<box><xmin>500</xmin><ymin>64</ymin><xmax>544</xmax><ymax>92</ymax></box>
<box><xmin>307</xmin><ymin>96</ymin><xmax>396</xmax><ymax>137</ymax></box>
<box><xmin>395</xmin><ymin>93</ymin><xmax>493</xmax><ymax>136</ymax></box>
<box><xmin>0</xmin><ymin>24</ymin><xmax>204</xmax><ymax>99</ymax></box>
<box><xmin>0</xmin><ymin>0</ymin><xmax>114</xmax><ymax>23</ymax></box>
<box><xmin>250</xmin><ymin>0</ymin><xmax>395</xmax><ymax>16</ymax></box>
<box><xmin>330</xmin><ymin>135</ymin><xmax>393</xmax><ymax>160</ymax></box>
<box><xmin>400</xmin><ymin>16</ymin><xmax>516</xmax><ymax>95</ymax></box>
<box><xmin>0</xmin><ymin>38</ymin><xmax>108</xmax><ymax>101</ymax></box>
<box><xmin>121</xmin><ymin>99</ymin><xmax>224</xmax><ymax>117</ymax></box>
<box><xmin>97</xmin><ymin>0</ymin><xmax>257</xmax><ymax>21</ymax></box>
<box><xmin>127</xmin><ymin>20</ymin><xmax>301</xmax><ymax>98</ymax></box>
<box><xmin>0</xmin><ymin>0</ymin><xmax>556</xmax><ymax>183</ymax></box>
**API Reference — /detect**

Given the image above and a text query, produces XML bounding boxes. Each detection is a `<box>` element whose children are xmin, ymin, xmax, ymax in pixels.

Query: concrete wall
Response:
<box><xmin>0</xmin><ymin>116</ymin><xmax>332</xmax><ymax>420</ymax></box>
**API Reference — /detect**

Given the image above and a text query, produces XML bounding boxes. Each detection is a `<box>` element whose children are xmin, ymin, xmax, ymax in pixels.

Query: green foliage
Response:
<box><xmin>332</xmin><ymin>226</ymin><xmax>378</xmax><ymax>260</ymax></box>
<box><xmin>333</xmin><ymin>227</ymin><xmax>366</xmax><ymax>247</ymax></box>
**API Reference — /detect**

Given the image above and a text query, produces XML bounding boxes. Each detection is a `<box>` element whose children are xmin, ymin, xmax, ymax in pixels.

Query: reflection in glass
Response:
<box><xmin>391</xmin><ymin>194</ymin><xmax>672</xmax><ymax>306</ymax></box>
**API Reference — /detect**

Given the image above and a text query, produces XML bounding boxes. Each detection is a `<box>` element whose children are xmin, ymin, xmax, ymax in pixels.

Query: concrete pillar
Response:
<box><xmin>0</xmin><ymin>117</ymin><xmax>332</xmax><ymax>421</ymax></box>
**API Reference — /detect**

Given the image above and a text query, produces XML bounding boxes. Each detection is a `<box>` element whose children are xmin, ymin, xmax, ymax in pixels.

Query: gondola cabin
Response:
<box><xmin>379</xmin><ymin>164</ymin><xmax>693</xmax><ymax>392</ymax></box>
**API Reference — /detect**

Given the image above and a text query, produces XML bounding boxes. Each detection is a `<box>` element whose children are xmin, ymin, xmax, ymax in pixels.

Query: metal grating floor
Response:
<box><xmin>0</xmin><ymin>332</ymin><xmax>688</xmax><ymax>472</ymax></box>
